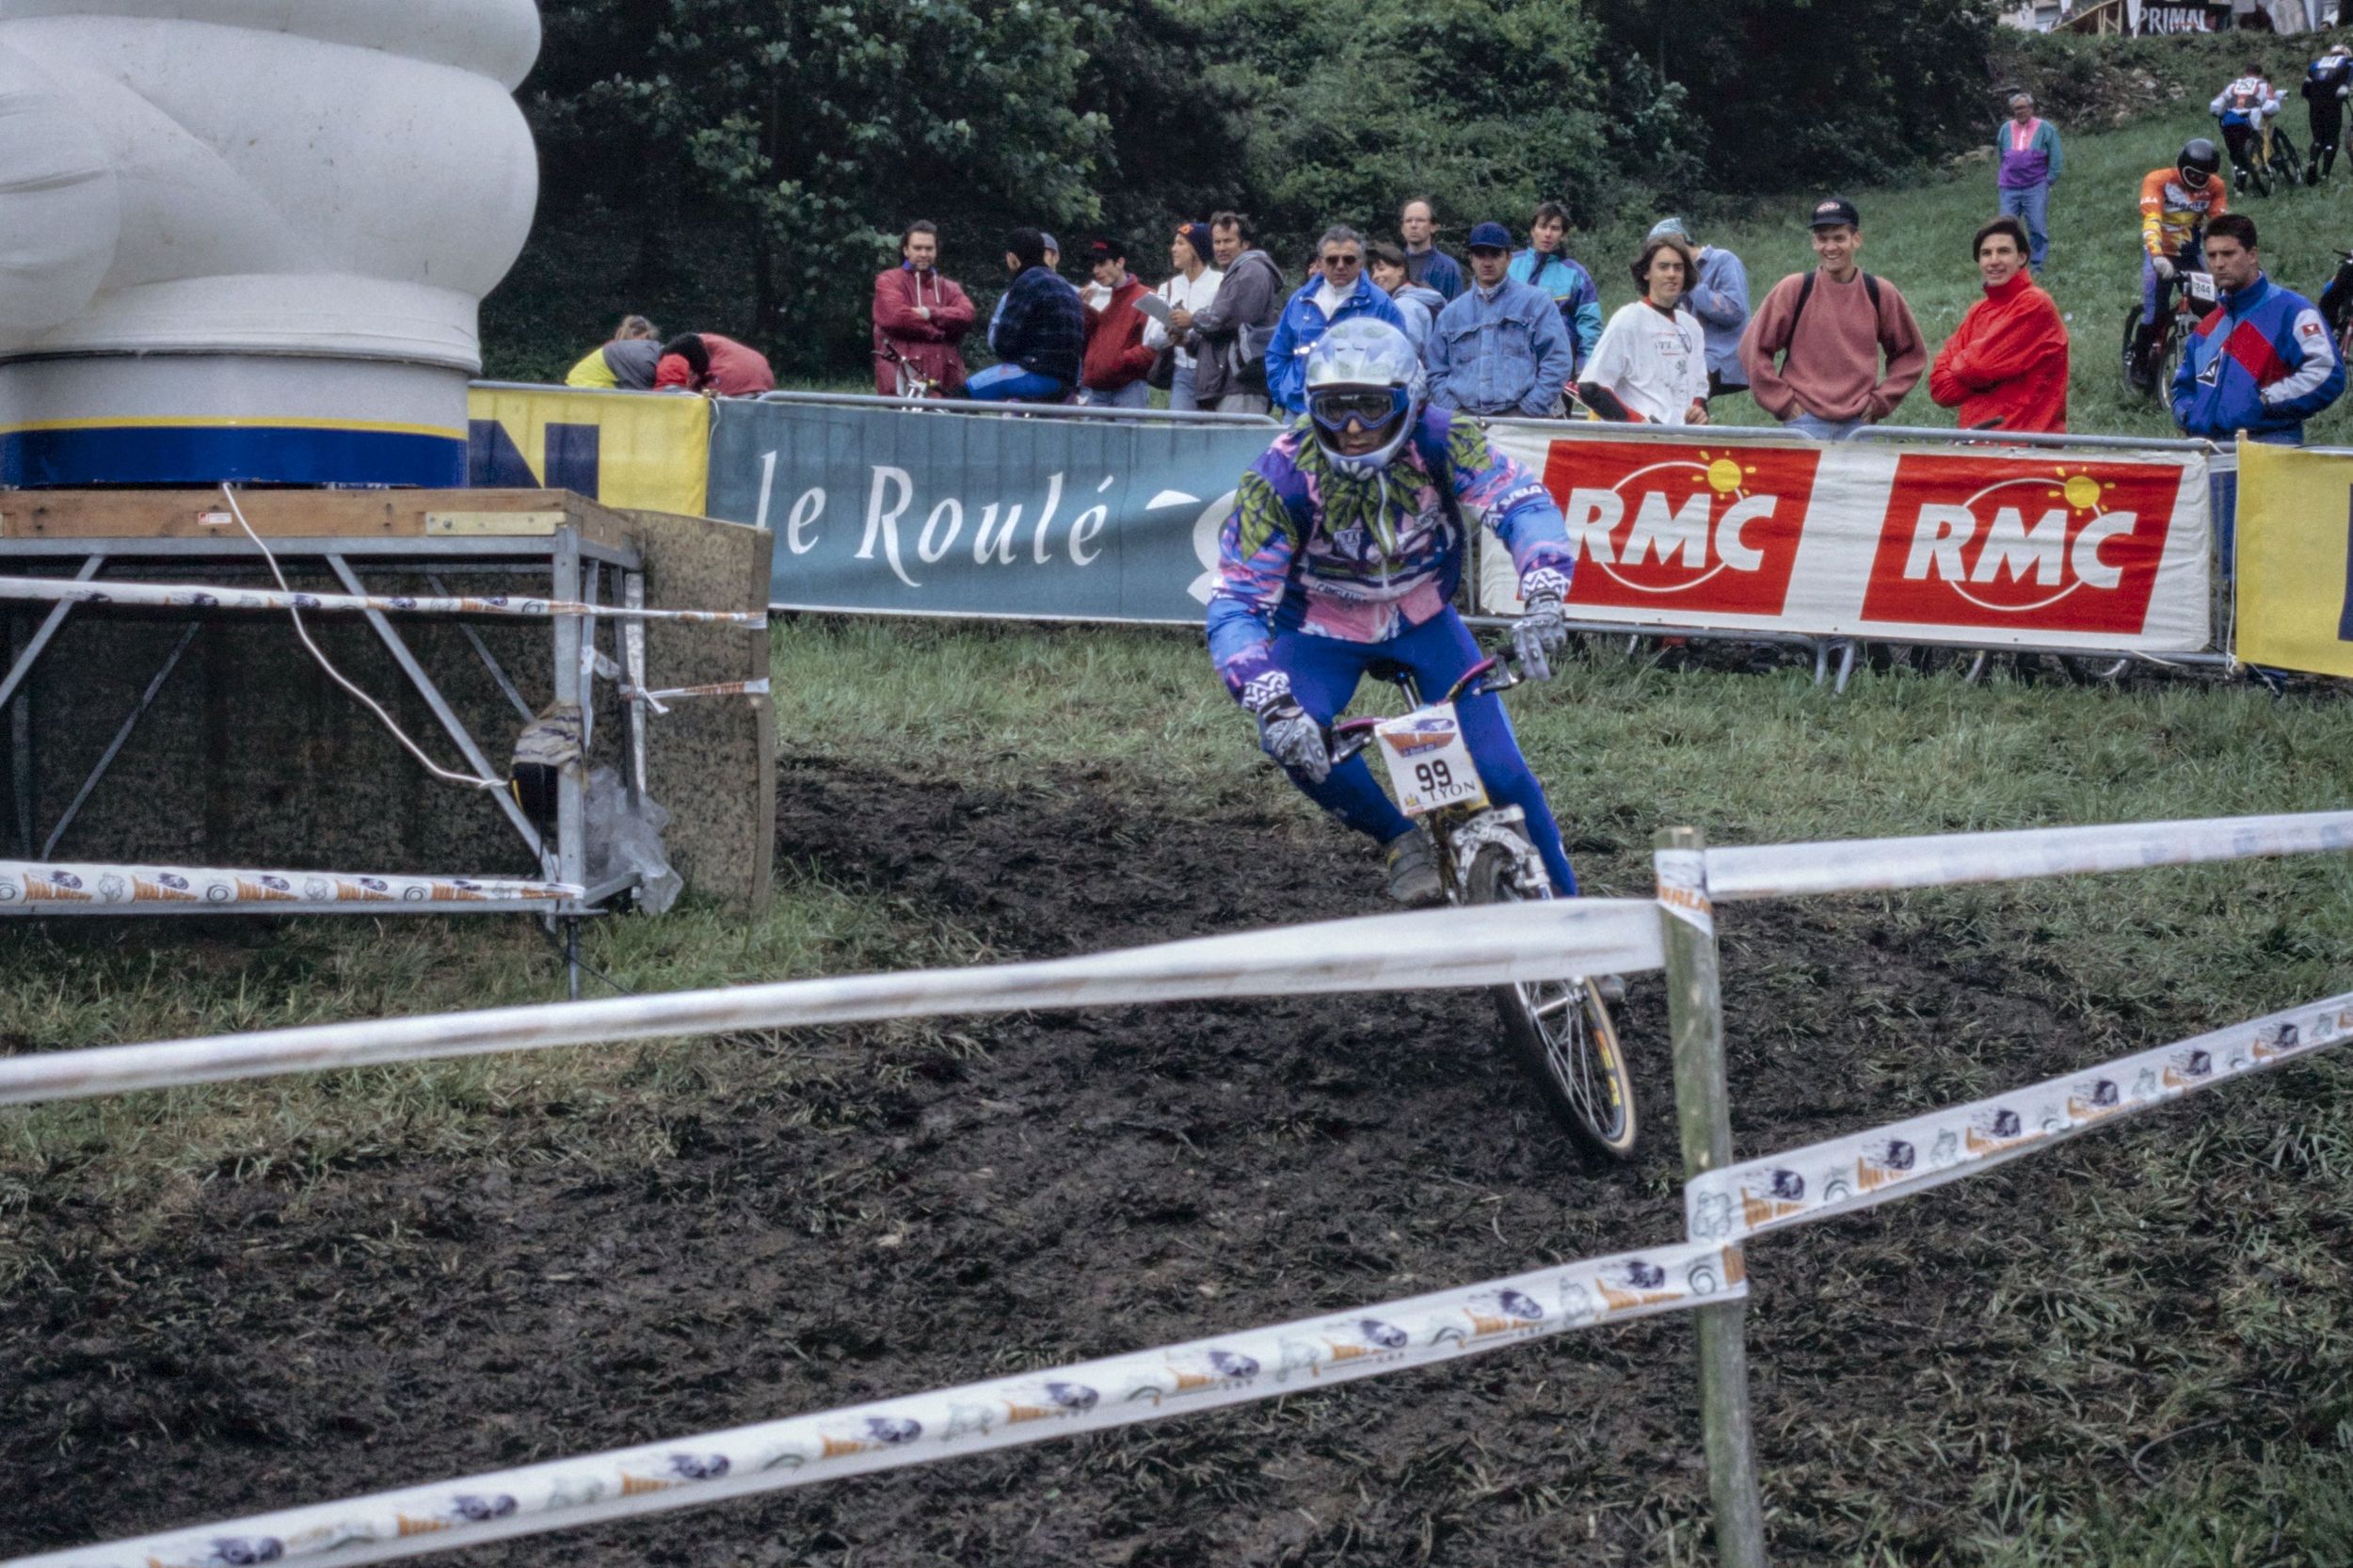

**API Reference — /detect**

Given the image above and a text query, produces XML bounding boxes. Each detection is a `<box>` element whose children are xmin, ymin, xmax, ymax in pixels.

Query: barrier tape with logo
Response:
<box><xmin>1687</xmin><ymin>989</ymin><xmax>2352</xmax><ymax>1243</ymax></box>
<box><xmin>0</xmin><ymin>574</ymin><xmax>767</xmax><ymax>627</ymax></box>
<box><xmin>4</xmin><ymin>1238</ymin><xmax>1740</xmax><ymax>1568</ymax></box>
<box><xmin>0</xmin><ymin>897</ymin><xmax>1666</xmax><ymax>1106</ymax></box>
<box><xmin>7</xmin><ymin>808</ymin><xmax>2345</xmax><ymax>1567</ymax></box>
<box><xmin>0</xmin><ymin>860</ymin><xmax>578</xmax><ymax>910</ymax></box>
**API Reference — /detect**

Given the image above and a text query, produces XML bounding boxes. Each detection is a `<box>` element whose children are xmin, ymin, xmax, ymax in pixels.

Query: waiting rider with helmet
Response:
<box><xmin>2211</xmin><ymin>63</ymin><xmax>2281</xmax><ymax>182</ymax></box>
<box><xmin>2129</xmin><ymin>138</ymin><xmax>2228</xmax><ymax>392</ymax></box>
<box><xmin>1206</xmin><ymin>317</ymin><xmax>1579</xmax><ymax>904</ymax></box>
<box><xmin>2302</xmin><ymin>42</ymin><xmax>2353</xmax><ymax>183</ymax></box>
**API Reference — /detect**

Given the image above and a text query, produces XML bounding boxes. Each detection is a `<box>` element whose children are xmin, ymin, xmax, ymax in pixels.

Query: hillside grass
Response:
<box><xmin>1577</xmin><ymin>100</ymin><xmax>2353</xmax><ymax>442</ymax></box>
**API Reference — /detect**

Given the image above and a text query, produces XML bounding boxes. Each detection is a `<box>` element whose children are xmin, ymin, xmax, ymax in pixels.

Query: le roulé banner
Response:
<box><xmin>703</xmin><ymin>398</ymin><xmax>1278</xmax><ymax>621</ymax></box>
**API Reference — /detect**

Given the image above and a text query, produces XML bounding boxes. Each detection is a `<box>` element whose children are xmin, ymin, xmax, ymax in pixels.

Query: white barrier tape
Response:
<box><xmin>622</xmin><ymin>677</ymin><xmax>771</xmax><ymax>715</ymax></box>
<box><xmin>0</xmin><ymin>575</ymin><xmax>766</xmax><ymax>628</ymax></box>
<box><xmin>1704</xmin><ymin>809</ymin><xmax>2353</xmax><ymax>903</ymax></box>
<box><xmin>1653</xmin><ymin>848</ymin><xmax>1712</xmax><ymax>935</ymax></box>
<box><xmin>1686</xmin><ymin>988</ymin><xmax>2353</xmax><ymax>1243</ymax></box>
<box><xmin>5</xmin><ymin>1238</ymin><xmax>1741</xmax><ymax>1568</ymax></box>
<box><xmin>0</xmin><ymin>861</ymin><xmax>578</xmax><ymax>909</ymax></box>
<box><xmin>0</xmin><ymin>897</ymin><xmax>1664</xmax><ymax>1106</ymax></box>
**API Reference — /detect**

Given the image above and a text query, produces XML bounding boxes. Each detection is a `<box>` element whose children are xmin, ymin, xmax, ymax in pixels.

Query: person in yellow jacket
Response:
<box><xmin>563</xmin><ymin>315</ymin><xmax>662</xmax><ymax>390</ymax></box>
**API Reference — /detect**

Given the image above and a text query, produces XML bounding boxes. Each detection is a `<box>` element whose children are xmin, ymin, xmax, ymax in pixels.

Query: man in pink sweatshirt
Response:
<box><xmin>1737</xmin><ymin>197</ymin><xmax>1927</xmax><ymax>440</ymax></box>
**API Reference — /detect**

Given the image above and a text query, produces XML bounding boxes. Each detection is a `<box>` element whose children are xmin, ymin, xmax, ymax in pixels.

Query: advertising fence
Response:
<box><xmin>2232</xmin><ymin>439</ymin><xmax>2353</xmax><ymax>678</ymax></box>
<box><xmin>708</xmin><ymin>393</ymin><xmax>1277</xmax><ymax>620</ymax></box>
<box><xmin>5</xmin><ymin>807</ymin><xmax>2349</xmax><ymax>1568</ymax></box>
<box><xmin>461</xmin><ymin>384</ymin><xmax>2306</xmax><ymax>669</ymax></box>
<box><xmin>1483</xmin><ymin>423</ymin><xmax>2213</xmax><ymax>651</ymax></box>
<box><xmin>466</xmin><ymin>383</ymin><xmax>710</xmax><ymax>517</ymax></box>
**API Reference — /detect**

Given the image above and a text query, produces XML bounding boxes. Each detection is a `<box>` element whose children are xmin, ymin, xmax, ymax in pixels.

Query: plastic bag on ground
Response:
<box><xmin>584</xmin><ymin>765</ymin><xmax>682</xmax><ymax>915</ymax></box>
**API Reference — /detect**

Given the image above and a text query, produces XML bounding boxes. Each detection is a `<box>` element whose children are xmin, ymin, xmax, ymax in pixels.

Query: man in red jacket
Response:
<box><xmin>872</xmin><ymin>220</ymin><xmax>977</xmax><ymax>397</ymax></box>
<box><xmin>1079</xmin><ymin>238</ymin><xmax>1157</xmax><ymax>408</ymax></box>
<box><xmin>652</xmin><ymin>332</ymin><xmax>776</xmax><ymax>397</ymax></box>
<box><xmin>1929</xmin><ymin>216</ymin><xmax>2069</xmax><ymax>433</ymax></box>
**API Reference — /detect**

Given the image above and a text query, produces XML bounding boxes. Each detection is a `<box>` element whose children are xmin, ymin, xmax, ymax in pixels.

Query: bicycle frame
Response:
<box><xmin>1329</xmin><ymin>654</ymin><xmax>1553</xmax><ymax>903</ymax></box>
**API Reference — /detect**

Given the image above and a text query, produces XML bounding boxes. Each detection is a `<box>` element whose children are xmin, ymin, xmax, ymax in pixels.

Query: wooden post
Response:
<box><xmin>1655</xmin><ymin>824</ymin><xmax>1769</xmax><ymax>1568</ymax></box>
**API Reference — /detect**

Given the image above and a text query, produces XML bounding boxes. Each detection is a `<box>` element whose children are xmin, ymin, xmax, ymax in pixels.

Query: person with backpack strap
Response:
<box><xmin>1737</xmin><ymin>196</ymin><xmax>1926</xmax><ymax>440</ymax></box>
<box><xmin>1206</xmin><ymin>318</ymin><xmax>1580</xmax><ymax>905</ymax></box>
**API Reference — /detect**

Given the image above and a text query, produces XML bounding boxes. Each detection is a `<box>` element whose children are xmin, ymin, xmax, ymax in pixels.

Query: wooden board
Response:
<box><xmin>0</xmin><ymin>488</ymin><xmax>588</xmax><ymax>540</ymax></box>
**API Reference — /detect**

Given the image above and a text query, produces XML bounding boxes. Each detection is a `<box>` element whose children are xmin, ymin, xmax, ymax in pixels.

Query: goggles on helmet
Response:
<box><xmin>1308</xmin><ymin>385</ymin><xmax>1411</xmax><ymax>434</ymax></box>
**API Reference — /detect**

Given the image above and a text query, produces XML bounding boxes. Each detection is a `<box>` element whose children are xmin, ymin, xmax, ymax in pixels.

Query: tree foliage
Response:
<box><xmin>497</xmin><ymin>0</ymin><xmax>2003</xmax><ymax>379</ymax></box>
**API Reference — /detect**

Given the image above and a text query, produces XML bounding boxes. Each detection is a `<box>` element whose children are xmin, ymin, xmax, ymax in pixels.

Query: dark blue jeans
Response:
<box><xmin>1268</xmin><ymin>608</ymin><xmax>1577</xmax><ymax>894</ymax></box>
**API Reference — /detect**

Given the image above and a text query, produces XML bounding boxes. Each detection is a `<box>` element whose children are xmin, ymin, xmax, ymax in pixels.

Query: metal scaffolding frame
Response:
<box><xmin>0</xmin><ymin>527</ymin><xmax>649</xmax><ymax>991</ymax></box>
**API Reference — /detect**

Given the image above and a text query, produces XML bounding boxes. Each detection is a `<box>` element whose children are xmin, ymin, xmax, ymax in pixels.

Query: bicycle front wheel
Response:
<box><xmin>1464</xmin><ymin>839</ymin><xmax>1639</xmax><ymax>1160</ymax></box>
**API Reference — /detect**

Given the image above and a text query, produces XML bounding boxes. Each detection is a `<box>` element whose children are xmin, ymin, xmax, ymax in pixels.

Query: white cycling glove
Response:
<box><xmin>2153</xmin><ymin>255</ymin><xmax>2177</xmax><ymax>281</ymax></box>
<box><xmin>1512</xmin><ymin>568</ymin><xmax>1572</xmax><ymax>681</ymax></box>
<box><xmin>1242</xmin><ymin>671</ymin><xmax>1330</xmax><ymax>783</ymax></box>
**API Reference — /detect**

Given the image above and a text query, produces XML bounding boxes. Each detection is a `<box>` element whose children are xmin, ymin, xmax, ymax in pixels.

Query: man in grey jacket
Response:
<box><xmin>1651</xmin><ymin>216</ymin><xmax>1750</xmax><ymax>398</ymax></box>
<box><xmin>1174</xmin><ymin>209</ymin><xmax>1286</xmax><ymax>414</ymax></box>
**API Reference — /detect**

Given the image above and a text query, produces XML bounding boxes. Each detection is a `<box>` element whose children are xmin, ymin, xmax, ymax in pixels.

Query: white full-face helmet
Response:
<box><xmin>1302</xmin><ymin>318</ymin><xmax>1426</xmax><ymax>477</ymax></box>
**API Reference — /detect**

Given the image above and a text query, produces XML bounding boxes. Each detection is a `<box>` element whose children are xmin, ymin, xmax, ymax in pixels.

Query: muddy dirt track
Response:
<box><xmin>0</xmin><ymin>756</ymin><xmax>2323</xmax><ymax>1565</ymax></box>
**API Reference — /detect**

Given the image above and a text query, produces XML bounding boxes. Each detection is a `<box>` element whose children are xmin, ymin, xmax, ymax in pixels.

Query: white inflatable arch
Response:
<box><xmin>0</xmin><ymin>0</ymin><xmax>540</xmax><ymax>486</ymax></box>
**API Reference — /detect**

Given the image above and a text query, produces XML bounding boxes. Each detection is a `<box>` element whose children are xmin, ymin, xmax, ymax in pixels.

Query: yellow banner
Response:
<box><xmin>2233</xmin><ymin>438</ymin><xmax>2353</xmax><ymax>677</ymax></box>
<box><xmin>466</xmin><ymin>385</ymin><xmax>710</xmax><ymax>517</ymax></box>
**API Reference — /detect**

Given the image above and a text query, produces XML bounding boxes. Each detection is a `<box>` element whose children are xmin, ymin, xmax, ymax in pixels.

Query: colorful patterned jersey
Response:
<box><xmin>2139</xmin><ymin>166</ymin><xmax>2228</xmax><ymax>259</ymax></box>
<box><xmin>1206</xmin><ymin>408</ymin><xmax>1574</xmax><ymax>697</ymax></box>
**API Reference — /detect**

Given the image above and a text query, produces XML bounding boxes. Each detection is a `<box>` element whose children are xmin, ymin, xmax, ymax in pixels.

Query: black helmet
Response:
<box><xmin>2179</xmin><ymin>137</ymin><xmax>2222</xmax><ymax>187</ymax></box>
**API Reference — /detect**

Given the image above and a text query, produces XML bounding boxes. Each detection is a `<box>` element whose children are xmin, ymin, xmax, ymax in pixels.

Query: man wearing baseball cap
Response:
<box><xmin>1428</xmin><ymin>220</ymin><xmax>1577</xmax><ymax>616</ymax></box>
<box><xmin>1737</xmin><ymin>197</ymin><xmax>1926</xmax><ymax>440</ymax></box>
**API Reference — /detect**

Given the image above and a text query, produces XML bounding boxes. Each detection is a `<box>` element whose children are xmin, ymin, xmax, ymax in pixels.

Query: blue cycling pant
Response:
<box><xmin>2141</xmin><ymin>253</ymin><xmax>2194</xmax><ymax>329</ymax></box>
<box><xmin>968</xmin><ymin>364</ymin><xmax>1068</xmax><ymax>403</ymax></box>
<box><xmin>1267</xmin><ymin>608</ymin><xmax>1577</xmax><ymax>895</ymax></box>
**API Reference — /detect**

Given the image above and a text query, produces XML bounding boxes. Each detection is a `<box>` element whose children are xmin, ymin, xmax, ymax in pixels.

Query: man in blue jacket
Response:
<box><xmin>1506</xmin><ymin>201</ymin><xmax>1603</xmax><ymax>375</ymax></box>
<box><xmin>1265</xmin><ymin>225</ymin><xmax>1405</xmax><ymax>414</ymax></box>
<box><xmin>970</xmin><ymin>227</ymin><xmax>1085</xmax><ymax>402</ymax></box>
<box><xmin>2171</xmin><ymin>212</ymin><xmax>2343</xmax><ymax>446</ymax></box>
<box><xmin>1427</xmin><ymin>222</ymin><xmax>1577</xmax><ymax>420</ymax></box>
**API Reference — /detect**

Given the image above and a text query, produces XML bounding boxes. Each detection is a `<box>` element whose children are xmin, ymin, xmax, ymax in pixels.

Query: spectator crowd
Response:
<box><xmin>568</xmin><ymin>55</ymin><xmax>2353</xmax><ymax>451</ymax></box>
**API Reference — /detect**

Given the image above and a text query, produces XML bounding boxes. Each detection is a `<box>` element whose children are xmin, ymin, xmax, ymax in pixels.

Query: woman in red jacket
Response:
<box><xmin>1929</xmin><ymin>216</ymin><xmax>2069</xmax><ymax>433</ymax></box>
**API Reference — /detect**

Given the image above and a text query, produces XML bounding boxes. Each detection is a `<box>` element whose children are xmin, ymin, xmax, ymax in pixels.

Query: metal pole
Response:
<box><xmin>1654</xmin><ymin>825</ymin><xmax>1769</xmax><ymax>1568</ymax></box>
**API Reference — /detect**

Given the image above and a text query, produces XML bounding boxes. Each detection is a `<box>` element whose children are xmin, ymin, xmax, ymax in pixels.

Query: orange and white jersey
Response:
<box><xmin>2139</xmin><ymin>166</ymin><xmax>2228</xmax><ymax>259</ymax></box>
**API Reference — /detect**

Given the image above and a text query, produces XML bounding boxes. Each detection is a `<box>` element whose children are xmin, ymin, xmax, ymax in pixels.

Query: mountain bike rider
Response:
<box><xmin>2131</xmin><ymin>139</ymin><xmax>2227</xmax><ymax>389</ymax></box>
<box><xmin>1207</xmin><ymin>317</ymin><xmax>1579</xmax><ymax>904</ymax></box>
<box><xmin>2211</xmin><ymin>65</ymin><xmax>2281</xmax><ymax>179</ymax></box>
<box><xmin>2303</xmin><ymin>42</ymin><xmax>2353</xmax><ymax>181</ymax></box>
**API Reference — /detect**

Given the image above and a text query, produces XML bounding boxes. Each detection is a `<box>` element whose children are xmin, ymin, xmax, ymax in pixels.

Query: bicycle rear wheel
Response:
<box><xmin>1464</xmin><ymin>838</ymin><xmax>1639</xmax><ymax>1160</ymax></box>
<box><xmin>2276</xmin><ymin>134</ymin><xmax>2306</xmax><ymax>185</ymax></box>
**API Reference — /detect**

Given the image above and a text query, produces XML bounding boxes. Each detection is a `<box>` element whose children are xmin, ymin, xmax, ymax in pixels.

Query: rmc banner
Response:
<box><xmin>1484</xmin><ymin>424</ymin><xmax>2213</xmax><ymax>651</ymax></box>
<box><xmin>705</xmin><ymin>397</ymin><xmax>1278</xmax><ymax>620</ymax></box>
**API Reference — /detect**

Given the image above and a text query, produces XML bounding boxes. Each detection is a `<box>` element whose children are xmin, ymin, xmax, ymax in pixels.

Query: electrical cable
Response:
<box><xmin>219</xmin><ymin>484</ymin><xmax>506</xmax><ymax>793</ymax></box>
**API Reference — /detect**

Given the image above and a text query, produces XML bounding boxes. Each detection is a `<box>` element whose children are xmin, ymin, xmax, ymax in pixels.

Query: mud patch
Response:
<box><xmin>0</xmin><ymin>755</ymin><xmax>2286</xmax><ymax>1564</ymax></box>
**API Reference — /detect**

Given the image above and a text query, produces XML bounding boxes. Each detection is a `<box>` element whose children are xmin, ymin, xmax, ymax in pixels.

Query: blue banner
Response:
<box><xmin>705</xmin><ymin>398</ymin><xmax>1279</xmax><ymax>621</ymax></box>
